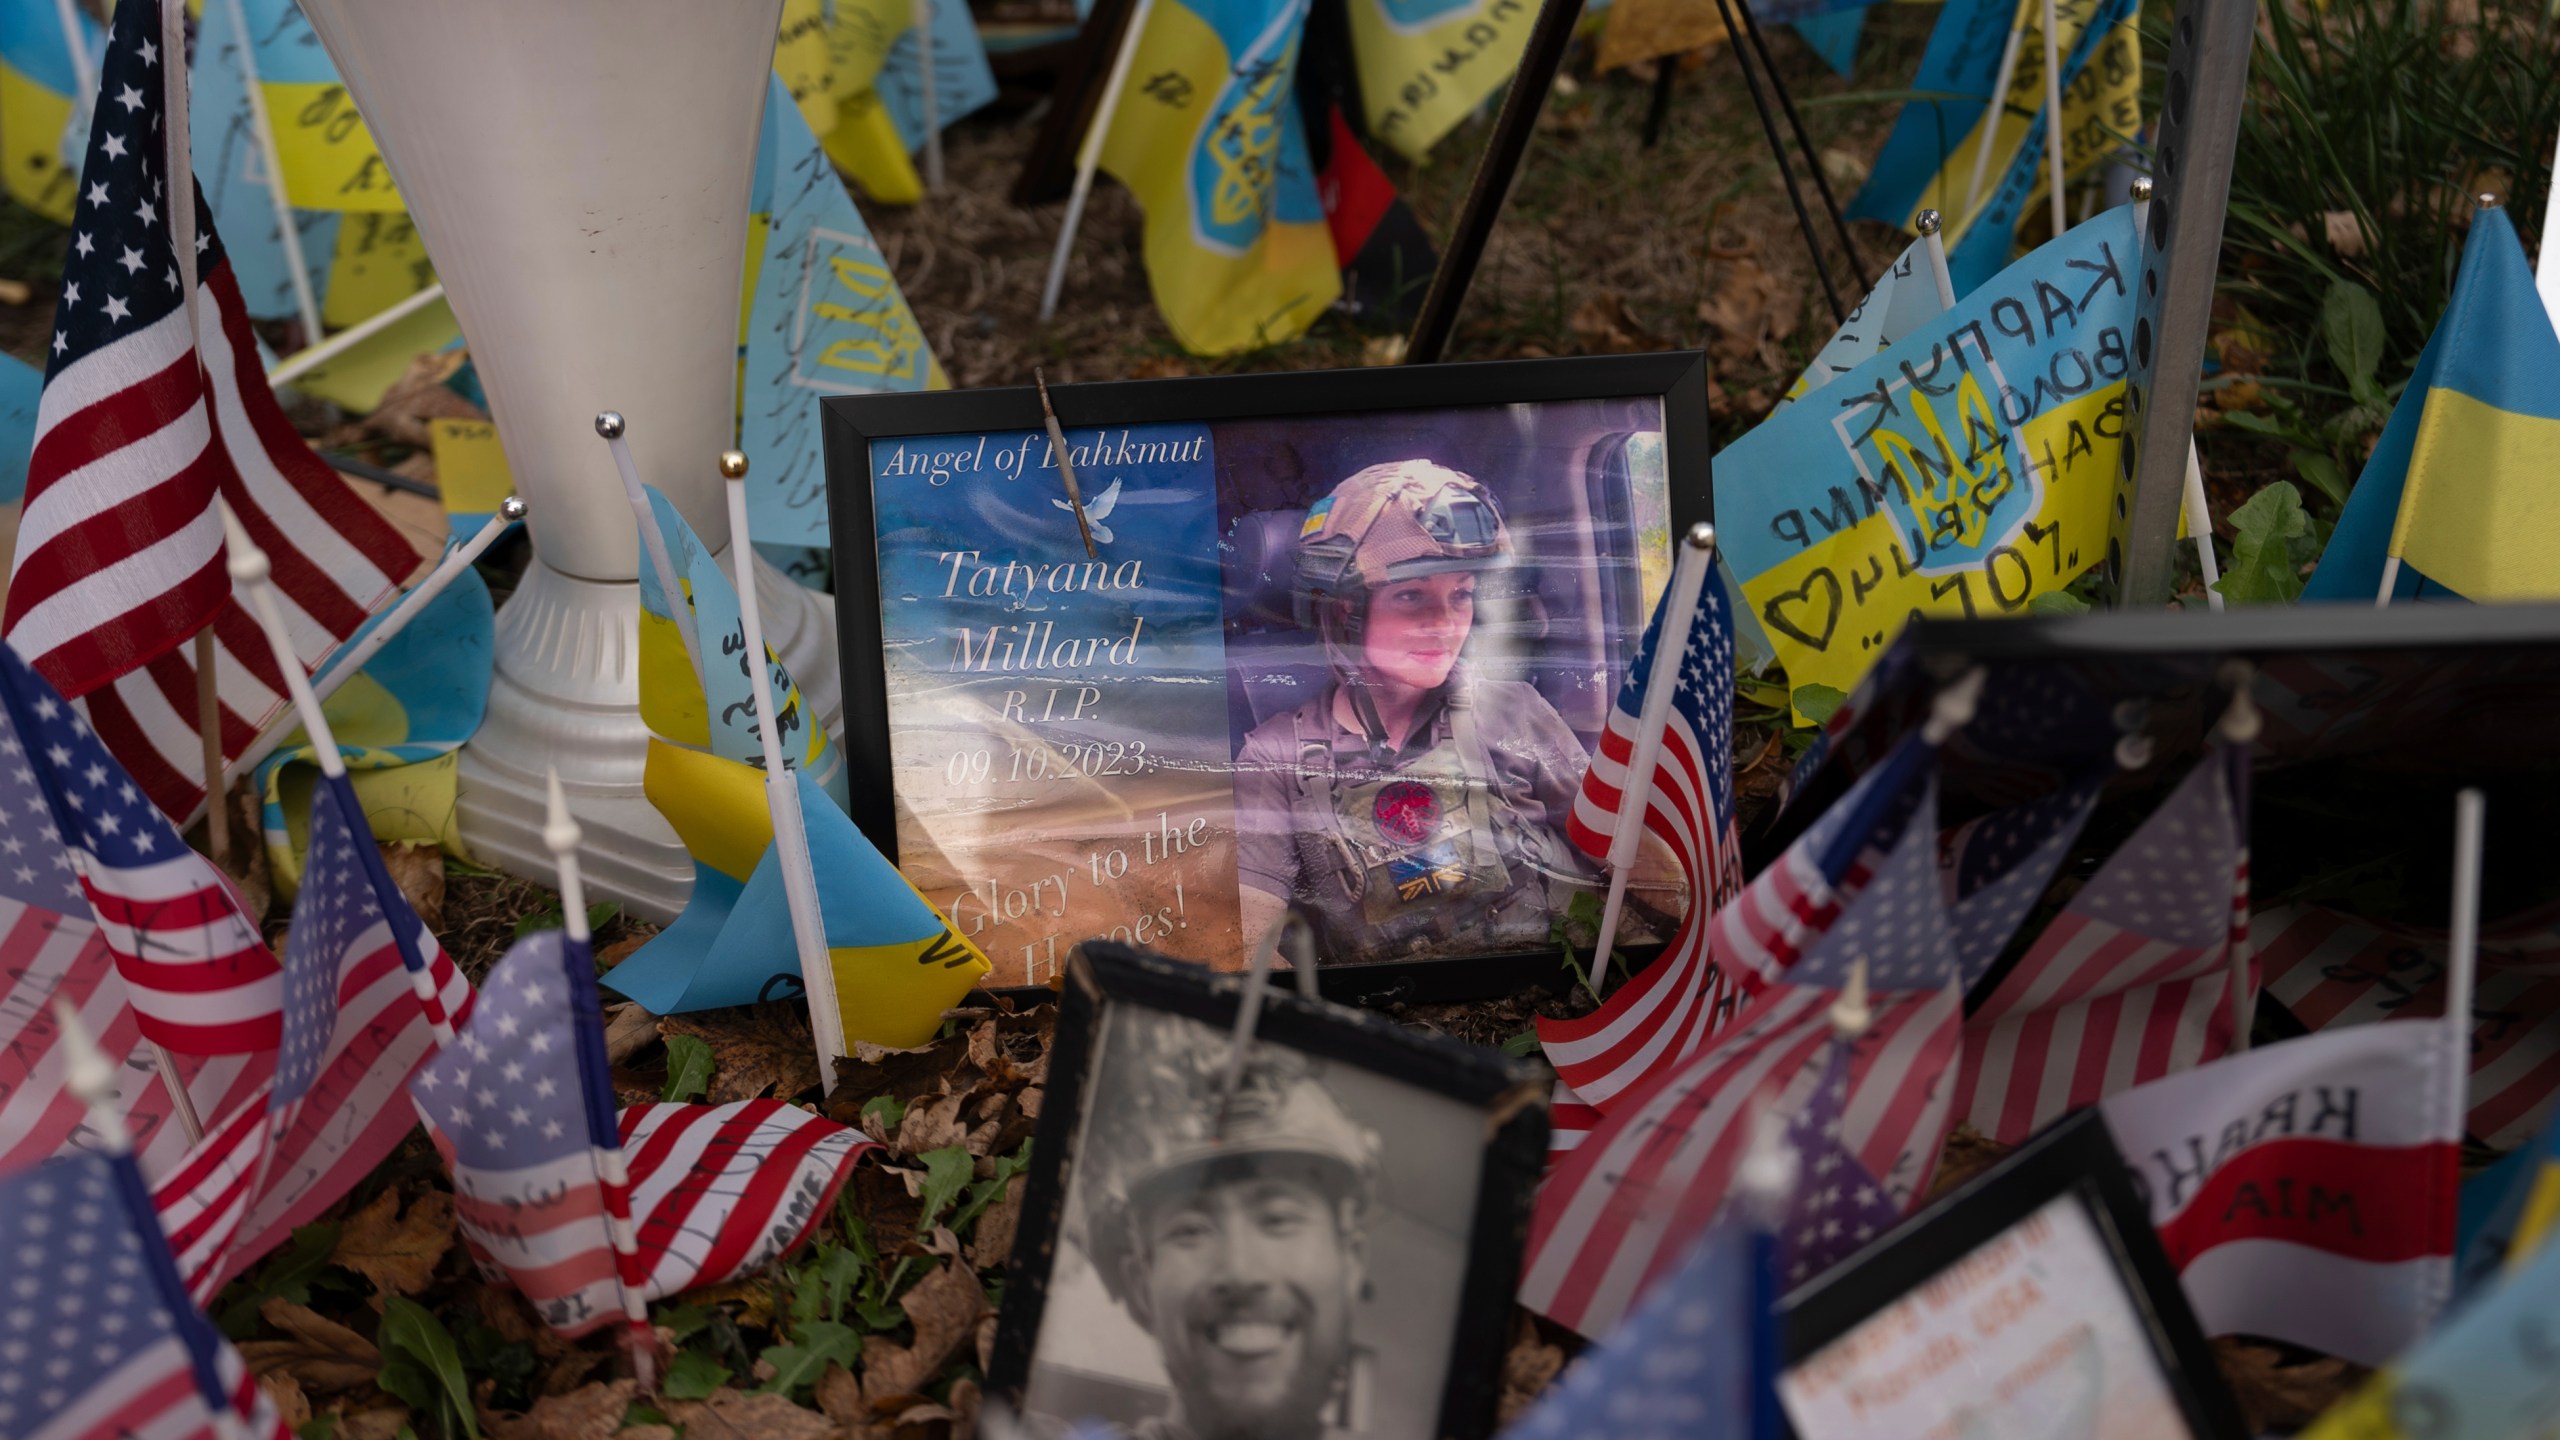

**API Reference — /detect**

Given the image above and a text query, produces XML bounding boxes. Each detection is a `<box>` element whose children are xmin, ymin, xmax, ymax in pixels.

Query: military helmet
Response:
<box><xmin>1083</xmin><ymin>1013</ymin><xmax>1381</xmax><ymax>1308</ymax></box>
<box><xmin>1292</xmin><ymin>460</ymin><xmax>1514</xmax><ymax>632</ymax></box>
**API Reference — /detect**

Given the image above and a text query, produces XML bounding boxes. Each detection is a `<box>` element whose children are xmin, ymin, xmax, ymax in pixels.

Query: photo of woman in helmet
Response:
<box><xmin>1230</xmin><ymin>459</ymin><xmax>1605</xmax><ymax>963</ymax></box>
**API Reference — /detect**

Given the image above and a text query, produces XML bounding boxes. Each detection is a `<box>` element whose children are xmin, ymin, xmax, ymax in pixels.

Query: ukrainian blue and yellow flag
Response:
<box><xmin>1715</xmin><ymin>206</ymin><xmax>2139</xmax><ymax>713</ymax></box>
<box><xmin>2306</xmin><ymin>207</ymin><xmax>2560</xmax><ymax>603</ymax></box>
<box><xmin>772</xmin><ymin>0</ymin><xmax>997</xmax><ymax>206</ymax></box>
<box><xmin>1097</xmin><ymin>0</ymin><xmax>1340</xmax><ymax>355</ymax></box>
<box><xmin>633</xmin><ymin>484</ymin><xmax>847</xmax><ymax>806</ymax></box>
<box><xmin>1848</xmin><ymin>0</ymin><xmax>2138</xmax><ymax>286</ymax></box>
<box><xmin>255</xmin><ymin>566</ymin><xmax>495</xmax><ymax>893</ymax></box>
<box><xmin>1344</xmin><ymin>0</ymin><xmax>1536</xmax><ymax>162</ymax></box>
<box><xmin>0</xmin><ymin>0</ymin><xmax>100</xmax><ymax>223</ymax></box>
<box><xmin>741</xmin><ymin>72</ymin><xmax>945</xmax><ymax>556</ymax></box>
<box><xmin>606</xmin><ymin>745</ymin><xmax>988</xmax><ymax>1043</ymax></box>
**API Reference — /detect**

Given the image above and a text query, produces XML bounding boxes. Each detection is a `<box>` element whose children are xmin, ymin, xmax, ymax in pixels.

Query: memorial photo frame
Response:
<box><xmin>984</xmin><ymin>940</ymin><xmax>1548</xmax><ymax>1440</ymax></box>
<box><xmin>1778</xmin><ymin>1109</ymin><xmax>2247</xmax><ymax>1440</ymax></box>
<box><xmin>823</xmin><ymin>353</ymin><xmax>1712</xmax><ymax>1002</ymax></box>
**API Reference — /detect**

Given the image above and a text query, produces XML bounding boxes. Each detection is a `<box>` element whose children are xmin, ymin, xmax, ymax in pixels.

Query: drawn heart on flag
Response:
<box><xmin>1761</xmin><ymin>570</ymin><xmax>1842</xmax><ymax>651</ymax></box>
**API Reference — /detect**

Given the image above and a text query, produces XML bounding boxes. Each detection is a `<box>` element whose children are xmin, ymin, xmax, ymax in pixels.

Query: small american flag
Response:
<box><xmin>1538</xmin><ymin>556</ymin><xmax>1745</xmax><ymax>1111</ymax></box>
<box><xmin>0</xmin><ymin>639</ymin><xmax>276</xmax><ymax>1055</ymax></box>
<box><xmin>1498</xmin><ymin>1222</ymin><xmax>1763</xmax><ymax>1440</ymax></box>
<box><xmin>0</xmin><ymin>1149</ymin><xmax>290</xmax><ymax>1440</ymax></box>
<box><xmin>2258</xmin><ymin>900</ymin><xmax>2560</xmax><ymax>1150</ymax></box>
<box><xmin>1951</xmin><ymin>741</ymin><xmax>2253</xmax><ymax>1145</ymax></box>
<box><xmin>151</xmin><ymin>770</ymin><xmax>472</xmax><ymax>1302</ymax></box>
<box><xmin>1519</xmin><ymin>736</ymin><xmax>1963</xmax><ymax>1338</ymax></box>
<box><xmin>1940</xmin><ymin>775</ymin><xmax>2101</xmax><ymax>988</ymax></box>
<box><xmin>419</xmin><ymin>931</ymin><xmax>872</xmax><ymax>1332</ymax></box>
<box><xmin>1</xmin><ymin>0</ymin><xmax>414</xmax><ymax>821</ymax></box>
<box><xmin>1774</xmin><ymin>1042</ymin><xmax>1903</xmax><ymax>1288</ymax></box>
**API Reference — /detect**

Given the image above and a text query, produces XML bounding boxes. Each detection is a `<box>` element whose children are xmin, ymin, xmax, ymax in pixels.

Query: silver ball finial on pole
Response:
<box><xmin>500</xmin><ymin>495</ymin><xmax>529</xmax><ymax>522</ymax></box>
<box><xmin>1686</xmin><ymin>522</ymin><xmax>1717</xmax><ymax>551</ymax></box>
<box><xmin>2130</xmin><ymin>175</ymin><xmax>2155</xmax><ymax>203</ymax></box>
<box><xmin>593</xmin><ymin>411</ymin><xmax>626</xmax><ymax>440</ymax></box>
<box><xmin>1915</xmin><ymin>208</ymin><xmax>1941</xmax><ymax>236</ymax></box>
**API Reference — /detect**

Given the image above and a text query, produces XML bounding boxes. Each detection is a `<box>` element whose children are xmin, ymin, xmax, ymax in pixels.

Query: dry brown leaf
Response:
<box><xmin>258</xmin><ymin>1372</ymin><xmax>312</xmax><ymax>1432</ymax></box>
<box><xmin>1927</xmin><ymin>1125</ymin><xmax>2014</xmax><ymax>1201</ymax></box>
<box><xmin>663</xmin><ymin>1389</ymin><xmax>836</xmax><ymax>1440</ymax></box>
<box><xmin>895</xmin><ymin>1092</ymin><xmax>973</xmax><ymax>1157</ymax></box>
<box><xmin>2212</xmin><ymin>1338</ymin><xmax>2367</xmax><ymax>1434</ymax></box>
<box><xmin>488</xmin><ymin>1379</ymin><xmax>635</xmax><ymax>1440</ymax></box>
<box><xmin>1569</xmin><ymin>295</ymin><xmax>1661</xmax><ymax>356</ymax></box>
<box><xmin>377</xmin><ymin>844</ymin><xmax>446</xmax><ymax>931</ymax></box>
<box><xmin>366</xmin><ymin>350</ymin><xmax>485</xmax><ymax>450</ymax></box>
<box><xmin>602</xmin><ymin>1001</ymin><xmax>660</xmax><ymax>1065</ymax></box>
<box><xmin>239</xmin><ymin>1300</ymin><xmax>382</xmax><ymax>1392</ymax></box>
<box><xmin>969</xmin><ymin>1173</ymin><xmax>1028</xmax><ymax>1268</ymax></box>
<box><xmin>2322</xmin><ymin>210</ymin><xmax>2367</xmax><ymax>258</ymax></box>
<box><xmin>337</xmin><ymin>1404</ymin><xmax>412</xmax><ymax>1440</ymax></box>
<box><xmin>659</xmin><ymin>1003</ymin><xmax>821</xmax><ymax>1103</ymax></box>
<box><xmin>595</xmin><ymin>934</ymin><xmax>648</xmax><ymax>971</ymax></box>
<box><xmin>863</xmin><ymin>1250</ymin><xmax>991</xmax><ymax>1402</ymax></box>
<box><xmin>334</xmin><ymin>1188</ymin><xmax>455</xmax><ymax>1299</ymax></box>
<box><xmin>816</xmin><ymin>1363</ymin><xmax>867</xmax><ymax>1425</ymax></box>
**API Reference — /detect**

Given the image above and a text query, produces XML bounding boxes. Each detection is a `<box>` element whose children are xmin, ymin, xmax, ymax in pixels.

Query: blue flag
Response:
<box><xmin>1500</xmin><ymin>1222</ymin><xmax>1764</xmax><ymax>1440</ymax></box>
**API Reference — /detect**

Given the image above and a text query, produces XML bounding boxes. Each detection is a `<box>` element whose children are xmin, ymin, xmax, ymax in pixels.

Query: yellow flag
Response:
<box><xmin>1345</xmin><ymin>0</ymin><xmax>1541</xmax><ymax>162</ymax></box>
<box><xmin>1097</xmin><ymin>0</ymin><xmax>1341</xmax><ymax>356</ymax></box>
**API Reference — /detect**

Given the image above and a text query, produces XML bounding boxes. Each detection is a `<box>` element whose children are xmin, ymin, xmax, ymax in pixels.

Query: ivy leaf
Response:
<box><xmin>376</xmin><ymin>1298</ymin><xmax>478</xmax><ymax>1440</ymax></box>
<box><xmin>758</xmin><ymin>1319</ymin><xmax>861</xmax><ymax>1396</ymax></box>
<box><xmin>2288</xmin><ymin>449</ymin><xmax>2350</xmax><ymax>508</ymax></box>
<box><xmin>2321</xmin><ymin>279</ymin><xmax>2388</xmax><ymax>409</ymax></box>
<box><xmin>1500</xmin><ymin>1029</ymin><xmax>1542</xmax><ymax>1057</ymax></box>
<box><xmin>2215</xmin><ymin>481</ymin><xmax>2311</xmax><ymax>606</ymax></box>
<box><xmin>1791</xmin><ymin>683</ymin><xmax>1848</xmax><ymax>727</ymax></box>
<box><xmin>916</xmin><ymin>1146</ymin><xmax>975</xmax><ymax>1232</ymax></box>
<box><xmin>662</xmin><ymin>1033</ymin><xmax>715</xmax><ymax>1103</ymax></box>
<box><xmin>662</xmin><ymin>1349</ymin><xmax>731</xmax><ymax>1401</ymax></box>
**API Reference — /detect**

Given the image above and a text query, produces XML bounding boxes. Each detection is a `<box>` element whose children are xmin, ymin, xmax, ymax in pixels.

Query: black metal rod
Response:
<box><xmin>1401</xmin><ymin>0</ymin><xmax>1588</xmax><ymax>365</ymax></box>
<box><xmin>1729</xmin><ymin>0</ymin><xmax>1865</xmax><ymax>281</ymax></box>
<box><xmin>1642</xmin><ymin>59</ymin><xmax>1677</xmax><ymax>149</ymax></box>
<box><xmin>1707</xmin><ymin>0</ymin><xmax>1845</xmax><ymax>324</ymax></box>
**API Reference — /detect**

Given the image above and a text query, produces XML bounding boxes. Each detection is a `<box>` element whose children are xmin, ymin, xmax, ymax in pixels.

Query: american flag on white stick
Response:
<box><xmin>2258</xmin><ymin>901</ymin><xmax>2560</xmax><ymax>1149</ymax></box>
<box><xmin>1951</xmin><ymin>741</ymin><xmax>2253</xmax><ymax>1145</ymax></box>
<box><xmin>1520</xmin><ymin>736</ymin><xmax>1964</xmax><ymax>1338</ymax></box>
<box><xmin>150</xmin><ymin>769</ymin><xmax>472</xmax><ymax>1302</ymax></box>
<box><xmin>0</xmin><ymin>639</ymin><xmax>278</xmax><ymax>1055</ymax></box>
<box><xmin>0</xmin><ymin>1148</ymin><xmax>292</xmax><ymax>1440</ymax></box>
<box><xmin>419</xmin><ymin>929</ymin><xmax>872</xmax><ymax>1332</ymax></box>
<box><xmin>1</xmin><ymin>0</ymin><xmax>415</xmax><ymax>821</ymax></box>
<box><xmin>1538</xmin><ymin>553</ymin><xmax>1745</xmax><ymax>1116</ymax></box>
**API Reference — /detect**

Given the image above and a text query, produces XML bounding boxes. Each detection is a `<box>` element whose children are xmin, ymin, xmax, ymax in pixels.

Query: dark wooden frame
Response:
<box><xmin>821</xmin><ymin>351</ymin><xmax>1714</xmax><ymax>1005</ymax></box>
<box><xmin>1778</xmin><ymin>1109</ymin><xmax>2248</xmax><ymax>1440</ymax></box>
<box><xmin>984</xmin><ymin>941</ymin><xmax>1550</xmax><ymax>1437</ymax></box>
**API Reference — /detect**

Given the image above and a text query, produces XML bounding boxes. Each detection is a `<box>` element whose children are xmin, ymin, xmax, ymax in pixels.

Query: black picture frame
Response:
<box><xmin>985</xmin><ymin>940</ymin><xmax>1550</xmax><ymax>1440</ymax></box>
<box><xmin>821</xmin><ymin>353</ymin><xmax>1713</xmax><ymax>1004</ymax></box>
<box><xmin>1778</xmin><ymin>1109</ymin><xmax>2247</xmax><ymax>1440</ymax></box>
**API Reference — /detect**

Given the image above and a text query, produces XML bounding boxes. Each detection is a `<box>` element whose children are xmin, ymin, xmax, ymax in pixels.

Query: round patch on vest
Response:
<box><xmin>1372</xmin><ymin>780</ymin><xmax>1440</xmax><ymax>845</ymax></box>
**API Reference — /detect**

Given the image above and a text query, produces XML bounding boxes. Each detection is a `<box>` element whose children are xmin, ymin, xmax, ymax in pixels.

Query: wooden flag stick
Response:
<box><xmin>2039</xmin><ymin>0</ymin><xmax>2067</xmax><ymax>240</ymax></box>
<box><xmin>218</xmin><ymin>0</ymin><xmax>322</xmax><ymax>341</ymax></box>
<box><xmin>1039</xmin><ymin>0</ymin><xmax>1161</xmax><ymax>322</ymax></box>
<box><xmin>1589</xmin><ymin>524</ymin><xmax>1716</xmax><ymax>988</ymax></box>
<box><xmin>195</xmin><ymin>628</ymin><xmax>229</xmax><ymax>868</ymax></box>
<box><xmin>1035</xmin><ymin>369</ymin><xmax>1098</xmax><ymax>559</ymax></box>
<box><xmin>545</xmin><ymin>771</ymin><xmax>658</xmax><ymax>1392</ymax></box>
<box><xmin>723</xmin><ymin>454</ymin><xmax>849</xmax><ymax>1090</ymax></box>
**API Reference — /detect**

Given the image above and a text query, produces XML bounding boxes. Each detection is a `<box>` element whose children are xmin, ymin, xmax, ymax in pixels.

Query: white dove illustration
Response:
<box><xmin>1053</xmin><ymin>477</ymin><xmax>1122</xmax><ymax>545</ymax></box>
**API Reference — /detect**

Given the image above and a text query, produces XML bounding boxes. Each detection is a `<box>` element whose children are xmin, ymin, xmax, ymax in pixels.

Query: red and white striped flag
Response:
<box><xmin>2258</xmin><ymin>900</ymin><xmax>2560</xmax><ymax>1149</ymax></box>
<box><xmin>1537</xmin><ymin>550</ymin><xmax>1745</xmax><ymax>1124</ymax></box>
<box><xmin>150</xmin><ymin>770</ymin><xmax>472</xmax><ymax>1302</ymax></box>
<box><xmin>2100</xmin><ymin>1018</ymin><xmax>2461</xmax><ymax>1363</ymax></box>
<box><xmin>1</xmin><ymin>0</ymin><xmax>414</xmax><ymax>820</ymax></box>
<box><xmin>419</xmin><ymin>929</ymin><xmax>871</xmax><ymax>1332</ymax></box>
<box><xmin>0</xmin><ymin>640</ymin><xmax>278</xmax><ymax>1054</ymax></box>
<box><xmin>1951</xmin><ymin>741</ymin><xmax>2253</xmax><ymax>1144</ymax></box>
<box><xmin>1520</xmin><ymin>736</ymin><xmax>1964</xmax><ymax>1337</ymax></box>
